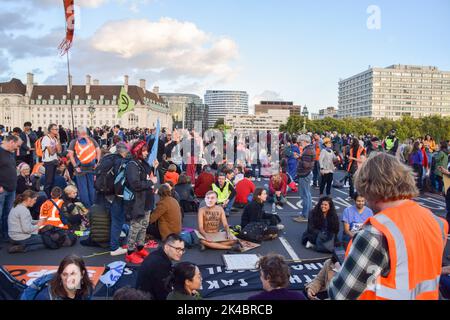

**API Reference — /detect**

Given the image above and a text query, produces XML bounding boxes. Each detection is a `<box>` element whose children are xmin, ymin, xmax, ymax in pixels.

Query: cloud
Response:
<box><xmin>251</xmin><ymin>90</ymin><xmax>284</xmax><ymax>106</ymax></box>
<box><xmin>0</xmin><ymin>12</ymin><xmax>35</xmax><ymax>31</ymax></box>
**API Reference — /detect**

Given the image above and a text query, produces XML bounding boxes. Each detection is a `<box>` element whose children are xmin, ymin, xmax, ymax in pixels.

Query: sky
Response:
<box><xmin>1</xmin><ymin>0</ymin><xmax>449</xmax><ymax>113</ymax></box>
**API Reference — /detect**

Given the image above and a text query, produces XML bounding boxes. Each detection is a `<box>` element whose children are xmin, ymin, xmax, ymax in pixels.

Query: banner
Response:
<box><xmin>4</xmin><ymin>265</ymin><xmax>105</xmax><ymax>287</ymax></box>
<box><xmin>118</xmin><ymin>87</ymin><xmax>135</xmax><ymax>117</ymax></box>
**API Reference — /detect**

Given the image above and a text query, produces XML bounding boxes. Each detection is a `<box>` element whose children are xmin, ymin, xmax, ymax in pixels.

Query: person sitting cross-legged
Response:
<box><xmin>197</xmin><ymin>191</ymin><xmax>241</xmax><ymax>251</ymax></box>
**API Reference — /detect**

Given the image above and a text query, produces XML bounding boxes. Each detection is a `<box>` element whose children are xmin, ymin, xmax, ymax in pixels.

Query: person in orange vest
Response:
<box><xmin>39</xmin><ymin>187</ymin><xmax>68</xmax><ymax>230</ymax></box>
<box><xmin>67</xmin><ymin>126</ymin><xmax>101</xmax><ymax>208</ymax></box>
<box><xmin>312</xmin><ymin>134</ymin><xmax>322</xmax><ymax>188</ymax></box>
<box><xmin>346</xmin><ymin>137</ymin><xmax>366</xmax><ymax>200</ymax></box>
<box><xmin>329</xmin><ymin>153</ymin><xmax>448</xmax><ymax>300</ymax></box>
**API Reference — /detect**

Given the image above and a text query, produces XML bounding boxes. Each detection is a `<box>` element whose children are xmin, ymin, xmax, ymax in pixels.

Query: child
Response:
<box><xmin>164</xmin><ymin>164</ymin><xmax>179</xmax><ymax>185</ymax></box>
<box><xmin>63</xmin><ymin>185</ymin><xmax>89</xmax><ymax>231</ymax></box>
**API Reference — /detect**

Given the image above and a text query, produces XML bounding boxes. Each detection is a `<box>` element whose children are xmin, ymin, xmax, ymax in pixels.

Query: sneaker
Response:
<box><xmin>120</xmin><ymin>231</ymin><xmax>127</xmax><ymax>238</ymax></box>
<box><xmin>125</xmin><ymin>252</ymin><xmax>144</xmax><ymax>265</ymax></box>
<box><xmin>293</xmin><ymin>216</ymin><xmax>308</xmax><ymax>223</ymax></box>
<box><xmin>305</xmin><ymin>241</ymin><xmax>314</xmax><ymax>249</ymax></box>
<box><xmin>144</xmin><ymin>240</ymin><xmax>159</xmax><ymax>249</ymax></box>
<box><xmin>8</xmin><ymin>245</ymin><xmax>26</xmax><ymax>254</ymax></box>
<box><xmin>136</xmin><ymin>249</ymin><xmax>149</xmax><ymax>258</ymax></box>
<box><xmin>277</xmin><ymin>224</ymin><xmax>285</xmax><ymax>231</ymax></box>
<box><xmin>110</xmin><ymin>247</ymin><xmax>128</xmax><ymax>256</ymax></box>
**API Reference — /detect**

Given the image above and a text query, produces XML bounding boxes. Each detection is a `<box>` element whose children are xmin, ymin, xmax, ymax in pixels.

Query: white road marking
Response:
<box><xmin>286</xmin><ymin>201</ymin><xmax>298</xmax><ymax>210</ymax></box>
<box><xmin>279</xmin><ymin>237</ymin><xmax>301</xmax><ymax>262</ymax></box>
<box><xmin>333</xmin><ymin>197</ymin><xmax>352</xmax><ymax>208</ymax></box>
<box><xmin>424</xmin><ymin>197</ymin><xmax>446</xmax><ymax>206</ymax></box>
<box><xmin>334</xmin><ymin>189</ymin><xmax>348</xmax><ymax>196</ymax></box>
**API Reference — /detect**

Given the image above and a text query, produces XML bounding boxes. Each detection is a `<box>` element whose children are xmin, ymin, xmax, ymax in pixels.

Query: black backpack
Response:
<box><xmin>0</xmin><ymin>266</ymin><xmax>27</xmax><ymax>300</ymax></box>
<box><xmin>95</xmin><ymin>153</ymin><xmax>121</xmax><ymax>195</ymax></box>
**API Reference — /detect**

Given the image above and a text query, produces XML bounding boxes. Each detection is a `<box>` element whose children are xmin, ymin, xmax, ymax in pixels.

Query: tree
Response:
<box><xmin>214</xmin><ymin>118</ymin><xmax>225</xmax><ymax>129</ymax></box>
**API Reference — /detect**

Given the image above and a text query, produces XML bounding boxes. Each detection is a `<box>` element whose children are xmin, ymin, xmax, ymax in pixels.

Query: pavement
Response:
<box><xmin>1</xmin><ymin>171</ymin><xmax>449</xmax><ymax>300</ymax></box>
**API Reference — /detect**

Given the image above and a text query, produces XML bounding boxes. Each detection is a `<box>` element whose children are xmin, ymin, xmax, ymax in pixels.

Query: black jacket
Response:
<box><xmin>136</xmin><ymin>248</ymin><xmax>172</xmax><ymax>300</ymax></box>
<box><xmin>174</xmin><ymin>183</ymin><xmax>195</xmax><ymax>202</ymax></box>
<box><xmin>19</xmin><ymin>131</ymin><xmax>37</xmax><ymax>156</ymax></box>
<box><xmin>0</xmin><ymin>146</ymin><xmax>17</xmax><ymax>192</ymax></box>
<box><xmin>125</xmin><ymin>159</ymin><xmax>155</xmax><ymax>219</ymax></box>
<box><xmin>241</xmin><ymin>200</ymin><xmax>274</xmax><ymax>228</ymax></box>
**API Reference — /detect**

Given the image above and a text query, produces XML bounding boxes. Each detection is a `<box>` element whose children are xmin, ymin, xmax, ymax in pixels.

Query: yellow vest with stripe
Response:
<box><xmin>212</xmin><ymin>182</ymin><xmax>232</xmax><ymax>204</ymax></box>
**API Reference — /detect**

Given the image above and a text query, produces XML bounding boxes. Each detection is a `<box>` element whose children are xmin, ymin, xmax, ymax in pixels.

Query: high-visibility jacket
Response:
<box><xmin>74</xmin><ymin>138</ymin><xmax>97</xmax><ymax>165</ymax></box>
<box><xmin>315</xmin><ymin>143</ymin><xmax>321</xmax><ymax>161</ymax></box>
<box><xmin>211</xmin><ymin>182</ymin><xmax>232</xmax><ymax>204</ymax></box>
<box><xmin>39</xmin><ymin>199</ymin><xmax>68</xmax><ymax>230</ymax></box>
<box><xmin>347</xmin><ymin>146</ymin><xmax>365</xmax><ymax>173</ymax></box>
<box><xmin>345</xmin><ymin>200</ymin><xmax>448</xmax><ymax>300</ymax></box>
<box><xmin>385</xmin><ymin>137</ymin><xmax>396</xmax><ymax>151</ymax></box>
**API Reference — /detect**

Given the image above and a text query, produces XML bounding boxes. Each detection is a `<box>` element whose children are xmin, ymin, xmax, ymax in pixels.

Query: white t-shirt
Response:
<box><xmin>41</xmin><ymin>136</ymin><xmax>59</xmax><ymax>162</ymax></box>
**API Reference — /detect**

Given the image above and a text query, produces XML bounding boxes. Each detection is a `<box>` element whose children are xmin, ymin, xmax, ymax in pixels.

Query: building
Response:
<box><xmin>159</xmin><ymin>93</ymin><xmax>204</xmax><ymax>130</ymax></box>
<box><xmin>0</xmin><ymin>73</ymin><xmax>172</xmax><ymax>130</ymax></box>
<box><xmin>185</xmin><ymin>103</ymin><xmax>209</xmax><ymax>133</ymax></box>
<box><xmin>225</xmin><ymin>109</ymin><xmax>290</xmax><ymax>131</ymax></box>
<box><xmin>254</xmin><ymin>101</ymin><xmax>302</xmax><ymax>117</ymax></box>
<box><xmin>204</xmin><ymin>90</ymin><xmax>249</xmax><ymax>128</ymax></box>
<box><xmin>312</xmin><ymin>107</ymin><xmax>338</xmax><ymax>120</ymax></box>
<box><xmin>338</xmin><ymin>64</ymin><xmax>450</xmax><ymax>120</ymax></box>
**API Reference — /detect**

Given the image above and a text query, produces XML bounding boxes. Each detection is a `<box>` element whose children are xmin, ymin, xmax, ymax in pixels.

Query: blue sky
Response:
<box><xmin>1</xmin><ymin>0</ymin><xmax>449</xmax><ymax>113</ymax></box>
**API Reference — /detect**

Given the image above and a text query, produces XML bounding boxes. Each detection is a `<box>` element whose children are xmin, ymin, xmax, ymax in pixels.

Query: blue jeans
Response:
<box><xmin>12</xmin><ymin>234</ymin><xmax>45</xmax><ymax>252</ymax></box>
<box><xmin>0</xmin><ymin>190</ymin><xmax>16</xmax><ymax>239</ymax></box>
<box><xmin>299</xmin><ymin>173</ymin><xmax>312</xmax><ymax>218</ymax></box>
<box><xmin>110</xmin><ymin>197</ymin><xmax>126</xmax><ymax>251</ymax></box>
<box><xmin>251</xmin><ymin>164</ymin><xmax>260</xmax><ymax>179</ymax></box>
<box><xmin>313</xmin><ymin>160</ymin><xmax>320</xmax><ymax>186</ymax></box>
<box><xmin>440</xmin><ymin>274</ymin><xmax>450</xmax><ymax>299</ymax></box>
<box><xmin>75</xmin><ymin>173</ymin><xmax>96</xmax><ymax>208</ymax></box>
<box><xmin>224</xmin><ymin>196</ymin><xmax>236</xmax><ymax>215</ymax></box>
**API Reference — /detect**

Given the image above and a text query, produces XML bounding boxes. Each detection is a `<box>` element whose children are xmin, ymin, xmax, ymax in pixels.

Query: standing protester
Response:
<box><xmin>319</xmin><ymin>138</ymin><xmax>337</xmax><ymax>198</ymax></box>
<box><xmin>41</xmin><ymin>124</ymin><xmax>62</xmax><ymax>198</ymax></box>
<box><xmin>383</xmin><ymin>129</ymin><xmax>399</xmax><ymax>156</ymax></box>
<box><xmin>346</xmin><ymin>137</ymin><xmax>366</xmax><ymax>200</ymax></box>
<box><xmin>0</xmin><ymin>135</ymin><xmax>21</xmax><ymax>239</ymax></box>
<box><xmin>58</xmin><ymin>125</ymin><xmax>69</xmax><ymax>152</ymax></box>
<box><xmin>366</xmin><ymin>137</ymin><xmax>382</xmax><ymax>156</ymax></box>
<box><xmin>18</xmin><ymin>122</ymin><xmax>37</xmax><ymax>167</ymax></box>
<box><xmin>433</xmin><ymin>141</ymin><xmax>448</xmax><ymax>193</ymax></box>
<box><xmin>312</xmin><ymin>134</ymin><xmax>322</xmax><ymax>188</ymax></box>
<box><xmin>293</xmin><ymin>134</ymin><xmax>316</xmax><ymax>223</ymax></box>
<box><xmin>67</xmin><ymin>127</ymin><xmax>101</xmax><ymax>208</ymax></box>
<box><xmin>409</xmin><ymin>141</ymin><xmax>424</xmax><ymax>192</ymax></box>
<box><xmin>329</xmin><ymin>153</ymin><xmax>448</xmax><ymax>300</ymax></box>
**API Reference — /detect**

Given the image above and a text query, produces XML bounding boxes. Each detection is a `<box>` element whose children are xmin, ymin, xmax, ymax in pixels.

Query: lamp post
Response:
<box><xmin>302</xmin><ymin>106</ymin><xmax>309</xmax><ymax>133</ymax></box>
<box><xmin>88</xmin><ymin>100</ymin><xmax>96</xmax><ymax>128</ymax></box>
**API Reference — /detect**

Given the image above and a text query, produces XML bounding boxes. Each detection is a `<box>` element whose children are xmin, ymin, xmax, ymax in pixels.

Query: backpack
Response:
<box><xmin>114</xmin><ymin>161</ymin><xmax>131</xmax><ymax>198</ymax></box>
<box><xmin>0</xmin><ymin>266</ymin><xmax>27</xmax><ymax>300</ymax></box>
<box><xmin>20</xmin><ymin>273</ymin><xmax>55</xmax><ymax>300</ymax></box>
<box><xmin>238</xmin><ymin>222</ymin><xmax>268</xmax><ymax>244</ymax></box>
<box><xmin>40</xmin><ymin>225</ymin><xmax>77</xmax><ymax>249</ymax></box>
<box><xmin>94</xmin><ymin>153</ymin><xmax>121</xmax><ymax>195</ymax></box>
<box><xmin>35</xmin><ymin>137</ymin><xmax>44</xmax><ymax>158</ymax></box>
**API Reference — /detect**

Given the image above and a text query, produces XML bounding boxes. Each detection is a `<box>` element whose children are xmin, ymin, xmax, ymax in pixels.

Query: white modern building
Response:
<box><xmin>225</xmin><ymin>109</ymin><xmax>290</xmax><ymax>131</ymax></box>
<box><xmin>204</xmin><ymin>90</ymin><xmax>249</xmax><ymax>128</ymax></box>
<box><xmin>0</xmin><ymin>73</ymin><xmax>172</xmax><ymax>130</ymax></box>
<box><xmin>338</xmin><ymin>64</ymin><xmax>450</xmax><ymax>120</ymax></box>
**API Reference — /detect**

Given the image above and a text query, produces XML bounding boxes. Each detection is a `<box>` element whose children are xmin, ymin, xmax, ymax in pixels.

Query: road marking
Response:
<box><xmin>286</xmin><ymin>200</ymin><xmax>298</xmax><ymax>210</ymax></box>
<box><xmin>424</xmin><ymin>197</ymin><xmax>446</xmax><ymax>206</ymax></box>
<box><xmin>333</xmin><ymin>197</ymin><xmax>352</xmax><ymax>208</ymax></box>
<box><xmin>334</xmin><ymin>189</ymin><xmax>348</xmax><ymax>196</ymax></box>
<box><xmin>279</xmin><ymin>237</ymin><xmax>301</xmax><ymax>262</ymax></box>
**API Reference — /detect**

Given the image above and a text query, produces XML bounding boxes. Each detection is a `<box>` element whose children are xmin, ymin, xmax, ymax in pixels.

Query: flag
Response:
<box><xmin>118</xmin><ymin>86</ymin><xmax>135</xmax><ymax>117</ymax></box>
<box><xmin>59</xmin><ymin>0</ymin><xmax>75</xmax><ymax>55</ymax></box>
<box><xmin>147</xmin><ymin>119</ymin><xmax>160</xmax><ymax>166</ymax></box>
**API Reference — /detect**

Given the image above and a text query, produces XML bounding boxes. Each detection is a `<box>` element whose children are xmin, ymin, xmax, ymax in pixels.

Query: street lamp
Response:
<box><xmin>88</xmin><ymin>100</ymin><xmax>96</xmax><ymax>128</ymax></box>
<box><xmin>302</xmin><ymin>105</ymin><xmax>309</xmax><ymax>133</ymax></box>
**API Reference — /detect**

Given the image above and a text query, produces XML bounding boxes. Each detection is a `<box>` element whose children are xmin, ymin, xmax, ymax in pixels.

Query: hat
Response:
<box><xmin>323</xmin><ymin>137</ymin><xmax>332</xmax><ymax>145</ymax></box>
<box><xmin>371</xmin><ymin>137</ymin><xmax>380</xmax><ymax>142</ymax></box>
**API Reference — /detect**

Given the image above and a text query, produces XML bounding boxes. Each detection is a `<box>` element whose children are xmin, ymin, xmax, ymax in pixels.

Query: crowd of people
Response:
<box><xmin>1</xmin><ymin>121</ymin><xmax>450</xmax><ymax>300</ymax></box>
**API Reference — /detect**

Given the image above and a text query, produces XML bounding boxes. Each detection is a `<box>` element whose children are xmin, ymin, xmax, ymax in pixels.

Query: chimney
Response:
<box><xmin>139</xmin><ymin>79</ymin><xmax>146</xmax><ymax>91</ymax></box>
<box><xmin>93</xmin><ymin>79</ymin><xmax>99</xmax><ymax>85</ymax></box>
<box><xmin>26</xmin><ymin>72</ymin><xmax>34</xmax><ymax>97</ymax></box>
<box><xmin>124</xmin><ymin>75</ymin><xmax>129</xmax><ymax>92</ymax></box>
<box><xmin>67</xmin><ymin>75</ymin><xmax>73</xmax><ymax>94</ymax></box>
<box><xmin>85</xmin><ymin>75</ymin><xmax>91</xmax><ymax>94</ymax></box>
<box><xmin>153</xmin><ymin>86</ymin><xmax>159</xmax><ymax>97</ymax></box>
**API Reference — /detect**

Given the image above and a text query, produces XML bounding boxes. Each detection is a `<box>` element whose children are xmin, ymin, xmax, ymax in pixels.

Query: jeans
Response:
<box><xmin>412</xmin><ymin>164</ymin><xmax>423</xmax><ymax>191</ymax></box>
<box><xmin>299</xmin><ymin>173</ymin><xmax>312</xmax><ymax>218</ymax></box>
<box><xmin>12</xmin><ymin>234</ymin><xmax>45</xmax><ymax>252</ymax></box>
<box><xmin>349</xmin><ymin>173</ymin><xmax>355</xmax><ymax>198</ymax></box>
<box><xmin>0</xmin><ymin>190</ymin><xmax>16</xmax><ymax>239</ymax></box>
<box><xmin>43</xmin><ymin>161</ymin><xmax>58</xmax><ymax>198</ymax></box>
<box><xmin>110</xmin><ymin>197</ymin><xmax>125</xmax><ymax>251</ymax></box>
<box><xmin>268</xmin><ymin>193</ymin><xmax>287</xmax><ymax>204</ymax></box>
<box><xmin>251</xmin><ymin>163</ymin><xmax>260</xmax><ymax>179</ymax></box>
<box><xmin>224</xmin><ymin>196</ymin><xmax>236</xmax><ymax>215</ymax></box>
<box><xmin>75</xmin><ymin>173</ymin><xmax>96</xmax><ymax>208</ymax></box>
<box><xmin>441</xmin><ymin>274</ymin><xmax>450</xmax><ymax>299</ymax></box>
<box><xmin>319</xmin><ymin>173</ymin><xmax>333</xmax><ymax>196</ymax></box>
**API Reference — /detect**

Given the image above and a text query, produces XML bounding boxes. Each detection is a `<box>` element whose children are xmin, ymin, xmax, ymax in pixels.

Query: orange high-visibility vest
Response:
<box><xmin>345</xmin><ymin>200</ymin><xmax>448</xmax><ymax>300</ymax></box>
<box><xmin>74</xmin><ymin>138</ymin><xmax>96</xmax><ymax>165</ymax></box>
<box><xmin>315</xmin><ymin>143</ymin><xmax>321</xmax><ymax>161</ymax></box>
<box><xmin>347</xmin><ymin>146</ymin><xmax>365</xmax><ymax>173</ymax></box>
<box><xmin>39</xmin><ymin>199</ymin><xmax>67</xmax><ymax>230</ymax></box>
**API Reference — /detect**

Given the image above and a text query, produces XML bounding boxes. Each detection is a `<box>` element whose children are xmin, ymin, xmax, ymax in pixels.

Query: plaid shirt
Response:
<box><xmin>328</xmin><ymin>225</ymin><xmax>390</xmax><ymax>300</ymax></box>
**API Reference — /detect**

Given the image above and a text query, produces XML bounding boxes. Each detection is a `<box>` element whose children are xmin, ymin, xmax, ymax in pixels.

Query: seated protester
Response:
<box><xmin>211</xmin><ymin>172</ymin><xmax>236</xmax><ymax>217</ymax></box>
<box><xmin>164</xmin><ymin>164</ymin><xmax>179</xmax><ymax>185</ymax></box>
<box><xmin>8</xmin><ymin>190</ymin><xmax>45</xmax><ymax>253</ymax></box>
<box><xmin>302</xmin><ymin>197</ymin><xmax>340</xmax><ymax>253</ymax></box>
<box><xmin>35</xmin><ymin>255</ymin><xmax>93</xmax><ymax>300</ymax></box>
<box><xmin>39</xmin><ymin>187</ymin><xmax>68</xmax><ymax>230</ymax></box>
<box><xmin>62</xmin><ymin>185</ymin><xmax>89</xmax><ymax>231</ymax></box>
<box><xmin>233</xmin><ymin>166</ymin><xmax>245</xmax><ymax>185</ymax></box>
<box><xmin>197</xmin><ymin>191</ymin><xmax>240</xmax><ymax>251</ymax></box>
<box><xmin>341</xmin><ymin>193</ymin><xmax>374</xmax><ymax>246</ymax></box>
<box><xmin>166</xmin><ymin>262</ymin><xmax>202</xmax><ymax>300</ymax></box>
<box><xmin>16</xmin><ymin>163</ymin><xmax>36</xmax><ymax>195</ymax></box>
<box><xmin>136</xmin><ymin>234</ymin><xmax>186</xmax><ymax>300</ymax></box>
<box><xmin>113</xmin><ymin>288</ymin><xmax>151</xmax><ymax>300</ymax></box>
<box><xmin>40</xmin><ymin>168</ymin><xmax>68</xmax><ymax>191</ymax></box>
<box><xmin>234</xmin><ymin>171</ymin><xmax>256</xmax><ymax>208</ymax></box>
<box><xmin>281</xmin><ymin>165</ymin><xmax>297</xmax><ymax>193</ymax></box>
<box><xmin>225</xmin><ymin>168</ymin><xmax>235</xmax><ymax>187</ymax></box>
<box><xmin>304</xmin><ymin>258</ymin><xmax>339</xmax><ymax>300</ymax></box>
<box><xmin>241</xmin><ymin>188</ymin><xmax>284</xmax><ymax>240</ymax></box>
<box><xmin>248</xmin><ymin>254</ymin><xmax>306</xmax><ymax>300</ymax></box>
<box><xmin>165</xmin><ymin>180</ymin><xmax>181</xmax><ymax>202</ymax></box>
<box><xmin>174</xmin><ymin>174</ymin><xmax>198</xmax><ymax>213</ymax></box>
<box><xmin>58</xmin><ymin>159</ymin><xmax>74</xmax><ymax>186</ymax></box>
<box><xmin>148</xmin><ymin>184</ymin><xmax>182</xmax><ymax>241</ymax></box>
<box><xmin>194</xmin><ymin>165</ymin><xmax>215</xmax><ymax>198</ymax></box>
<box><xmin>268</xmin><ymin>172</ymin><xmax>287</xmax><ymax>206</ymax></box>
